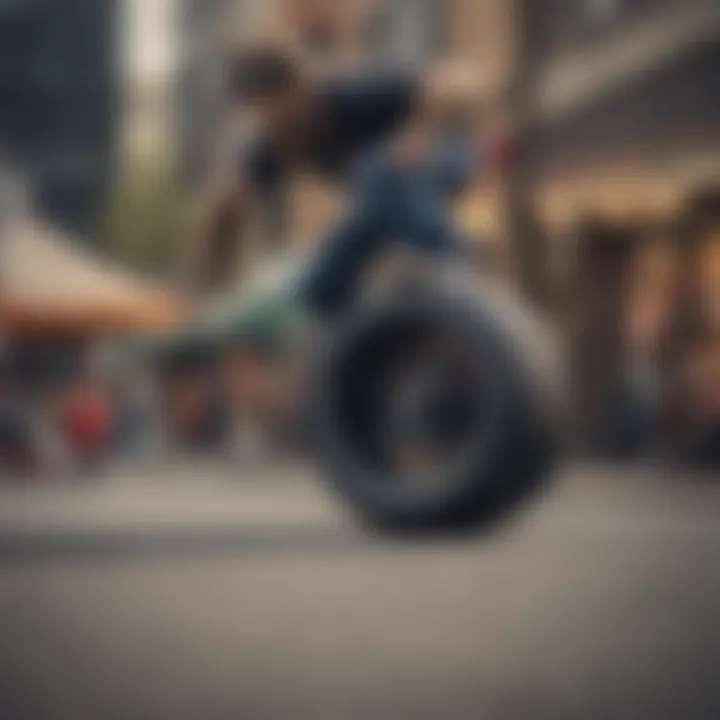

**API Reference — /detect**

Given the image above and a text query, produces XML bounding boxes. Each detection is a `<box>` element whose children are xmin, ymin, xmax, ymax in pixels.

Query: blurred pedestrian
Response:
<box><xmin>61</xmin><ymin>371</ymin><xmax>113</xmax><ymax>475</ymax></box>
<box><xmin>674</xmin><ymin>327</ymin><xmax>720</xmax><ymax>468</ymax></box>
<box><xmin>0</xmin><ymin>378</ymin><xmax>34</xmax><ymax>476</ymax></box>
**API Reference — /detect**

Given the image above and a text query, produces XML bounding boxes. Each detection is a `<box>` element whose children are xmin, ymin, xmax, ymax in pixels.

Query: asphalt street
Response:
<box><xmin>0</xmin><ymin>463</ymin><xmax>719</xmax><ymax>720</ymax></box>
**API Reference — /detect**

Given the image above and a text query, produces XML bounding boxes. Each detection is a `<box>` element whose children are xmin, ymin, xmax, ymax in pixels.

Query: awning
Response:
<box><xmin>0</xmin><ymin>218</ymin><xmax>183</xmax><ymax>337</ymax></box>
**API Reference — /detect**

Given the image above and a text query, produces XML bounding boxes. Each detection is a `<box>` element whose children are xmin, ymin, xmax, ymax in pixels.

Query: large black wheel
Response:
<box><xmin>308</xmin><ymin>275</ymin><xmax>565</xmax><ymax>534</ymax></box>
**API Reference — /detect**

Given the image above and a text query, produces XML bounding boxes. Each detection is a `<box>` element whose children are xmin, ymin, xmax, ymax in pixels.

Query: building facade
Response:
<box><xmin>0</xmin><ymin>0</ymin><xmax>119</xmax><ymax>236</ymax></box>
<box><xmin>521</xmin><ymin>0</ymin><xmax>720</xmax><ymax>221</ymax></box>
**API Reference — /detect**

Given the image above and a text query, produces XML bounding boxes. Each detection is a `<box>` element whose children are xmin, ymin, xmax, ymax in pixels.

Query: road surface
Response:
<box><xmin>0</xmin><ymin>463</ymin><xmax>719</xmax><ymax>719</ymax></box>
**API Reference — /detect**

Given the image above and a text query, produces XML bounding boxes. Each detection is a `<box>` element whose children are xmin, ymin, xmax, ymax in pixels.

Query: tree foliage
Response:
<box><xmin>101</xmin><ymin>163</ymin><xmax>191</xmax><ymax>276</ymax></box>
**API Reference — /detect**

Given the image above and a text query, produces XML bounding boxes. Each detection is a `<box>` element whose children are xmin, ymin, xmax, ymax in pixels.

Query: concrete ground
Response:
<box><xmin>0</xmin><ymin>463</ymin><xmax>719</xmax><ymax>720</ymax></box>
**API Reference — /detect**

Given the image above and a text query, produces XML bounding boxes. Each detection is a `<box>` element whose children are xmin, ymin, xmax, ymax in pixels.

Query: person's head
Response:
<box><xmin>230</xmin><ymin>41</ymin><xmax>308</xmax><ymax>138</ymax></box>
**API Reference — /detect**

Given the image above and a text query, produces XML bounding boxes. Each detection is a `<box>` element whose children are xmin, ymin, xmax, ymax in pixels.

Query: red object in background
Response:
<box><xmin>64</xmin><ymin>391</ymin><xmax>112</xmax><ymax>452</ymax></box>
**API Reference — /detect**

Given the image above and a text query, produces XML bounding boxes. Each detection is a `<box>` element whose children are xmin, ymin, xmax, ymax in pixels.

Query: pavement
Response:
<box><xmin>0</xmin><ymin>462</ymin><xmax>719</xmax><ymax>720</ymax></box>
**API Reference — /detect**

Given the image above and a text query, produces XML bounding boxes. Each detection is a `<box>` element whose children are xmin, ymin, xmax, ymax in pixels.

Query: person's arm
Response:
<box><xmin>420</xmin><ymin>64</ymin><xmax>513</xmax><ymax>182</ymax></box>
<box><xmin>421</xmin><ymin>63</ymin><xmax>493</xmax><ymax>131</ymax></box>
<box><xmin>184</xmin><ymin>137</ymin><xmax>289</xmax><ymax>299</ymax></box>
<box><xmin>382</xmin><ymin>64</ymin><xmax>495</xmax><ymax>170</ymax></box>
<box><xmin>183</xmin><ymin>173</ymin><xmax>254</xmax><ymax>300</ymax></box>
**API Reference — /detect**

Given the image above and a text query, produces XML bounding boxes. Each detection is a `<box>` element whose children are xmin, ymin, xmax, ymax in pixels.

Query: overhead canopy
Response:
<box><xmin>0</xmin><ymin>218</ymin><xmax>183</xmax><ymax>337</ymax></box>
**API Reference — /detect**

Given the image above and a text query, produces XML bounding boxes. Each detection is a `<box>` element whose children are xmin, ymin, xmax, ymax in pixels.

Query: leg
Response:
<box><xmin>302</xmin><ymin>146</ymin><xmax>467</xmax><ymax>319</ymax></box>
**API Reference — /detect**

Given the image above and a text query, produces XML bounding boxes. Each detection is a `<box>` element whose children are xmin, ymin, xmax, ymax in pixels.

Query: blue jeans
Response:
<box><xmin>301</xmin><ymin>137</ymin><xmax>473</xmax><ymax>318</ymax></box>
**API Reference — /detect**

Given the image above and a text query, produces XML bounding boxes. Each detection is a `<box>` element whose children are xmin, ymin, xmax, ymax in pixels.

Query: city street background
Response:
<box><xmin>0</xmin><ymin>1</ymin><xmax>718</xmax><ymax>718</ymax></box>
